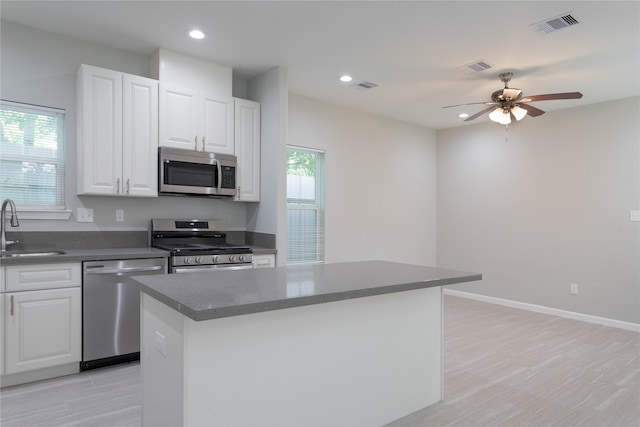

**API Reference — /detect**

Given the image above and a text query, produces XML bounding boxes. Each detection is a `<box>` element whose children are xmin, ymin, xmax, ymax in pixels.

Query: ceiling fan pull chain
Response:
<box><xmin>505</xmin><ymin>124</ymin><xmax>509</xmax><ymax>143</ymax></box>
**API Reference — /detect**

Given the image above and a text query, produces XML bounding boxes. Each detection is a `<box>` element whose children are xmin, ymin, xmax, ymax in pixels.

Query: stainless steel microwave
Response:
<box><xmin>159</xmin><ymin>147</ymin><xmax>237</xmax><ymax>197</ymax></box>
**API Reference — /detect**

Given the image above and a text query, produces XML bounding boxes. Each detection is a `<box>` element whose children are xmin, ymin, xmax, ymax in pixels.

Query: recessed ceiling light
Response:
<box><xmin>458</xmin><ymin>113</ymin><xmax>469</xmax><ymax>118</ymax></box>
<box><xmin>187</xmin><ymin>29</ymin><xmax>205</xmax><ymax>40</ymax></box>
<box><xmin>339</xmin><ymin>75</ymin><xmax>353</xmax><ymax>82</ymax></box>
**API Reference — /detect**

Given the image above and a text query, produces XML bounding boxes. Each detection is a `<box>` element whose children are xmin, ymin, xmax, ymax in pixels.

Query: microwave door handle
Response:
<box><xmin>216</xmin><ymin>160</ymin><xmax>222</xmax><ymax>191</ymax></box>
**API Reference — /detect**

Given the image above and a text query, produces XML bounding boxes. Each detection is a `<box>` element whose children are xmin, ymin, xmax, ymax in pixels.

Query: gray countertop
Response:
<box><xmin>0</xmin><ymin>247</ymin><xmax>169</xmax><ymax>266</ymax></box>
<box><xmin>131</xmin><ymin>260</ymin><xmax>482</xmax><ymax>321</ymax></box>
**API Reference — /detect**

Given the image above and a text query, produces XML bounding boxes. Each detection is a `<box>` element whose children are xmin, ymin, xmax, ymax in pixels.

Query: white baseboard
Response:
<box><xmin>443</xmin><ymin>289</ymin><xmax>640</xmax><ymax>333</ymax></box>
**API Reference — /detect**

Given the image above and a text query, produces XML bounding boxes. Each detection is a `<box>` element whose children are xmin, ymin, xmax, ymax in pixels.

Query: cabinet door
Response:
<box><xmin>234</xmin><ymin>99</ymin><xmax>261</xmax><ymax>201</ymax></box>
<box><xmin>77</xmin><ymin>64</ymin><xmax>123</xmax><ymax>195</ymax></box>
<box><xmin>123</xmin><ymin>74</ymin><xmax>159</xmax><ymax>197</ymax></box>
<box><xmin>159</xmin><ymin>84</ymin><xmax>199</xmax><ymax>150</ymax></box>
<box><xmin>1</xmin><ymin>294</ymin><xmax>4</xmax><ymax>376</ymax></box>
<box><xmin>5</xmin><ymin>287</ymin><xmax>81</xmax><ymax>374</ymax></box>
<box><xmin>200</xmin><ymin>93</ymin><xmax>234</xmax><ymax>154</ymax></box>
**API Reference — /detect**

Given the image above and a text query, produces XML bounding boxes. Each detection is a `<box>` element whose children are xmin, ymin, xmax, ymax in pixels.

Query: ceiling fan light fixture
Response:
<box><xmin>489</xmin><ymin>107</ymin><xmax>511</xmax><ymax>125</ymax></box>
<box><xmin>511</xmin><ymin>105</ymin><xmax>528</xmax><ymax>121</ymax></box>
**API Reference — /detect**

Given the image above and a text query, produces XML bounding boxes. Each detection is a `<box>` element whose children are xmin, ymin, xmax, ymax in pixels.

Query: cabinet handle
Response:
<box><xmin>201</xmin><ymin>136</ymin><xmax>205</xmax><ymax>152</ymax></box>
<box><xmin>194</xmin><ymin>136</ymin><xmax>198</xmax><ymax>151</ymax></box>
<box><xmin>10</xmin><ymin>295</ymin><xmax>14</xmax><ymax>316</ymax></box>
<box><xmin>126</xmin><ymin>178</ymin><xmax>130</xmax><ymax>195</ymax></box>
<box><xmin>116</xmin><ymin>178</ymin><xmax>120</xmax><ymax>195</ymax></box>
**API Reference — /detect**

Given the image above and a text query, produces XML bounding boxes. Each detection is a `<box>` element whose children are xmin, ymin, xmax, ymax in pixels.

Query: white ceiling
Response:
<box><xmin>1</xmin><ymin>1</ymin><xmax>639</xmax><ymax>129</ymax></box>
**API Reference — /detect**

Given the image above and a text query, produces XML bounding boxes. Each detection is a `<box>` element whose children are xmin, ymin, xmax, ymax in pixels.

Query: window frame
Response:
<box><xmin>286</xmin><ymin>145</ymin><xmax>325</xmax><ymax>265</ymax></box>
<box><xmin>0</xmin><ymin>99</ymin><xmax>71</xmax><ymax>219</ymax></box>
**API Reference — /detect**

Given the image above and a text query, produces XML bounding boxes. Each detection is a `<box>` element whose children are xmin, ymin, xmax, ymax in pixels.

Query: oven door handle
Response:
<box><xmin>173</xmin><ymin>265</ymin><xmax>253</xmax><ymax>273</ymax></box>
<box><xmin>85</xmin><ymin>265</ymin><xmax>165</xmax><ymax>275</ymax></box>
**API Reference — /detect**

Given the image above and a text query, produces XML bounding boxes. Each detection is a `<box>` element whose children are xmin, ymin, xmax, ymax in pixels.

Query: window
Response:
<box><xmin>287</xmin><ymin>146</ymin><xmax>325</xmax><ymax>264</ymax></box>
<box><xmin>0</xmin><ymin>100</ymin><xmax>66</xmax><ymax>210</ymax></box>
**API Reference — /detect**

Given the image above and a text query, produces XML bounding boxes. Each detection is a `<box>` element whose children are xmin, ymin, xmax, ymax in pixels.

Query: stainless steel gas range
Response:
<box><xmin>151</xmin><ymin>219</ymin><xmax>253</xmax><ymax>273</ymax></box>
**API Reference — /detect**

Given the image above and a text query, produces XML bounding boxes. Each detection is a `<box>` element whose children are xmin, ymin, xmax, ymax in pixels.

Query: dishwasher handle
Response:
<box><xmin>84</xmin><ymin>265</ymin><xmax>164</xmax><ymax>275</ymax></box>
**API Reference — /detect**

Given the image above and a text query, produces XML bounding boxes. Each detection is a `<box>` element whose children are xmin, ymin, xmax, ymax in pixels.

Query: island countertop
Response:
<box><xmin>131</xmin><ymin>261</ymin><xmax>481</xmax><ymax>321</ymax></box>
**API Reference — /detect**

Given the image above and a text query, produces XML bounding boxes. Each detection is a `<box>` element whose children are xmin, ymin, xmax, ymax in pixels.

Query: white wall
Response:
<box><xmin>288</xmin><ymin>94</ymin><xmax>437</xmax><ymax>266</ymax></box>
<box><xmin>1</xmin><ymin>21</ymin><xmax>247</xmax><ymax>232</ymax></box>
<box><xmin>437</xmin><ymin>97</ymin><xmax>640</xmax><ymax>324</ymax></box>
<box><xmin>246</xmin><ymin>67</ymin><xmax>289</xmax><ymax>264</ymax></box>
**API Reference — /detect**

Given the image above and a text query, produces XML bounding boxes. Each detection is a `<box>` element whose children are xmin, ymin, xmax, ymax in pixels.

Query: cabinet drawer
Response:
<box><xmin>6</xmin><ymin>263</ymin><xmax>81</xmax><ymax>292</ymax></box>
<box><xmin>253</xmin><ymin>255</ymin><xmax>275</xmax><ymax>268</ymax></box>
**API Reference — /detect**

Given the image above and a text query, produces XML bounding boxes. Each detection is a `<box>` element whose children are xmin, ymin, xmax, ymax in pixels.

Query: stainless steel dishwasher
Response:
<box><xmin>81</xmin><ymin>257</ymin><xmax>167</xmax><ymax>370</ymax></box>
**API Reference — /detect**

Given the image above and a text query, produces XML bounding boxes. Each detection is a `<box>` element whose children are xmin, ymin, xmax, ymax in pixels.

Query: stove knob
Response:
<box><xmin>195</xmin><ymin>256</ymin><xmax>203</xmax><ymax>264</ymax></box>
<box><xmin>183</xmin><ymin>257</ymin><xmax>192</xmax><ymax>265</ymax></box>
<box><xmin>229</xmin><ymin>255</ymin><xmax>236</xmax><ymax>263</ymax></box>
<box><xmin>212</xmin><ymin>255</ymin><xmax>219</xmax><ymax>263</ymax></box>
<box><xmin>239</xmin><ymin>255</ymin><xmax>247</xmax><ymax>262</ymax></box>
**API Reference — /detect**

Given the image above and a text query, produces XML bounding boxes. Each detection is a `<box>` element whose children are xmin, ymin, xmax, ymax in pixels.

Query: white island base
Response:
<box><xmin>141</xmin><ymin>286</ymin><xmax>443</xmax><ymax>427</ymax></box>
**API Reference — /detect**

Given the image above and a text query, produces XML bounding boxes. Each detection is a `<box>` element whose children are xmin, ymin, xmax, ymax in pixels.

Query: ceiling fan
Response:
<box><xmin>443</xmin><ymin>72</ymin><xmax>583</xmax><ymax>125</ymax></box>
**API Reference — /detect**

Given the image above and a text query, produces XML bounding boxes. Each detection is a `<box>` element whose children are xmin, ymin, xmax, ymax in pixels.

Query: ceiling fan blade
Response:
<box><xmin>521</xmin><ymin>92</ymin><xmax>583</xmax><ymax>102</ymax></box>
<box><xmin>442</xmin><ymin>101</ymin><xmax>496</xmax><ymax>109</ymax></box>
<box><xmin>518</xmin><ymin>103</ymin><xmax>545</xmax><ymax>117</ymax></box>
<box><xmin>464</xmin><ymin>105</ymin><xmax>496</xmax><ymax>121</ymax></box>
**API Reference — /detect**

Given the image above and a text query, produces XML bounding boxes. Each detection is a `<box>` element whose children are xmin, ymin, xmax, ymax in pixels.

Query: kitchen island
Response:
<box><xmin>132</xmin><ymin>261</ymin><xmax>481</xmax><ymax>427</ymax></box>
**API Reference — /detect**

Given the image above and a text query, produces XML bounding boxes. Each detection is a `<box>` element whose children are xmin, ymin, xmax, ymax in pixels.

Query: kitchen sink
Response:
<box><xmin>2</xmin><ymin>250</ymin><xmax>67</xmax><ymax>258</ymax></box>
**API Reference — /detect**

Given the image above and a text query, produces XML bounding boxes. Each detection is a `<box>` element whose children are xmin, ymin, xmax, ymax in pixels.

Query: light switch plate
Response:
<box><xmin>630</xmin><ymin>210</ymin><xmax>640</xmax><ymax>222</ymax></box>
<box><xmin>116</xmin><ymin>209</ymin><xmax>124</xmax><ymax>222</ymax></box>
<box><xmin>77</xmin><ymin>208</ymin><xmax>94</xmax><ymax>222</ymax></box>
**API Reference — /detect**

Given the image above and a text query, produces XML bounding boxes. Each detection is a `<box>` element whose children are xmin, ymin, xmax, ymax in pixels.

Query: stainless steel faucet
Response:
<box><xmin>1</xmin><ymin>198</ymin><xmax>20</xmax><ymax>254</ymax></box>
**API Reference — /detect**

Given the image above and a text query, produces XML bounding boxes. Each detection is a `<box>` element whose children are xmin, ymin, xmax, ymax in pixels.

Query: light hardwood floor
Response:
<box><xmin>1</xmin><ymin>295</ymin><xmax>638</xmax><ymax>427</ymax></box>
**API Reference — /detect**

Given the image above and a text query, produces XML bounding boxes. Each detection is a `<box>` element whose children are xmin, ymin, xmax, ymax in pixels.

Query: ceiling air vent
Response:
<box><xmin>457</xmin><ymin>60</ymin><xmax>493</xmax><ymax>74</ymax></box>
<box><xmin>351</xmin><ymin>81</ymin><xmax>379</xmax><ymax>91</ymax></box>
<box><xmin>530</xmin><ymin>12</ymin><xmax>581</xmax><ymax>34</ymax></box>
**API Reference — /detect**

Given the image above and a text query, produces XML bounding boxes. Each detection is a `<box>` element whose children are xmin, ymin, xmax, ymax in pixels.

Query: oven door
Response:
<box><xmin>172</xmin><ymin>264</ymin><xmax>254</xmax><ymax>273</ymax></box>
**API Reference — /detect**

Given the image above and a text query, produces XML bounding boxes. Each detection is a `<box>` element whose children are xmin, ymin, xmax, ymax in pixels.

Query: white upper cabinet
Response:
<box><xmin>158</xmin><ymin>84</ymin><xmax>198</xmax><ymax>150</ymax></box>
<box><xmin>122</xmin><ymin>74</ymin><xmax>159</xmax><ymax>197</ymax></box>
<box><xmin>159</xmin><ymin>84</ymin><xmax>234</xmax><ymax>154</ymax></box>
<box><xmin>234</xmin><ymin>98</ymin><xmax>261</xmax><ymax>202</ymax></box>
<box><xmin>77</xmin><ymin>64</ymin><xmax>158</xmax><ymax>197</ymax></box>
<box><xmin>201</xmin><ymin>93</ymin><xmax>235</xmax><ymax>154</ymax></box>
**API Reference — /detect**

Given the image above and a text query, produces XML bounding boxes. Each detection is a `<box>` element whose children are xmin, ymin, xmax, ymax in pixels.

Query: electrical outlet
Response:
<box><xmin>570</xmin><ymin>283</ymin><xmax>579</xmax><ymax>295</ymax></box>
<box><xmin>77</xmin><ymin>208</ymin><xmax>94</xmax><ymax>222</ymax></box>
<box><xmin>630</xmin><ymin>210</ymin><xmax>640</xmax><ymax>222</ymax></box>
<box><xmin>116</xmin><ymin>209</ymin><xmax>124</xmax><ymax>222</ymax></box>
<box><xmin>155</xmin><ymin>331</ymin><xmax>167</xmax><ymax>357</ymax></box>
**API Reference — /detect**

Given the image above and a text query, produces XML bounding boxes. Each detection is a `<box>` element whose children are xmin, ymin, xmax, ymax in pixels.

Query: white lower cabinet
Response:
<box><xmin>0</xmin><ymin>294</ymin><xmax>4</xmax><ymax>376</ymax></box>
<box><xmin>253</xmin><ymin>254</ymin><xmax>275</xmax><ymax>268</ymax></box>
<box><xmin>1</xmin><ymin>263</ymin><xmax>81</xmax><ymax>382</ymax></box>
<box><xmin>4</xmin><ymin>287</ymin><xmax>81</xmax><ymax>375</ymax></box>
